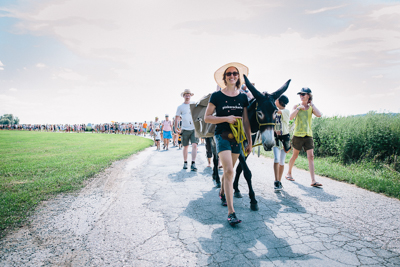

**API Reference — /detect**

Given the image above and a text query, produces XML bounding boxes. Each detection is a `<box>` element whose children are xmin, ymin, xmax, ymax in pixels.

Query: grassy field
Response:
<box><xmin>0</xmin><ymin>131</ymin><xmax>153</xmax><ymax>237</ymax></box>
<box><xmin>261</xmin><ymin>150</ymin><xmax>400</xmax><ymax>200</ymax></box>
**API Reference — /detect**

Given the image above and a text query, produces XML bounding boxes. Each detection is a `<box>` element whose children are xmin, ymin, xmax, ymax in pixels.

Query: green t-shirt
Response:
<box><xmin>293</xmin><ymin>105</ymin><xmax>313</xmax><ymax>137</ymax></box>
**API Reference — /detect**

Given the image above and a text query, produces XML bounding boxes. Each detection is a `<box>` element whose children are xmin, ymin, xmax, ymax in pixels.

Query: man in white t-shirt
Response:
<box><xmin>175</xmin><ymin>89</ymin><xmax>199</xmax><ymax>171</ymax></box>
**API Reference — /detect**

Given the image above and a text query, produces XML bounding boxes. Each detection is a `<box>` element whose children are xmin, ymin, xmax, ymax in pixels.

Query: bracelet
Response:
<box><xmin>296</xmin><ymin>107</ymin><xmax>300</xmax><ymax>111</ymax></box>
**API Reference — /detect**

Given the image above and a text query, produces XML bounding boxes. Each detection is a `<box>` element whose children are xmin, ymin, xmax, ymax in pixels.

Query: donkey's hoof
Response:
<box><xmin>234</xmin><ymin>192</ymin><xmax>243</xmax><ymax>198</ymax></box>
<box><xmin>250</xmin><ymin>203</ymin><xmax>259</xmax><ymax>211</ymax></box>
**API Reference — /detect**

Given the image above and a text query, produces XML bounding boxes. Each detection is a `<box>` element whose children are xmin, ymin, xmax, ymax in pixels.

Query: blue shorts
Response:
<box><xmin>163</xmin><ymin>131</ymin><xmax>172</xmax><ymax>139</ymax></box>
<box><xmin>215</xmin><ymin>134</ymin><xmax>241</xmax><ymax>154</ymax></box>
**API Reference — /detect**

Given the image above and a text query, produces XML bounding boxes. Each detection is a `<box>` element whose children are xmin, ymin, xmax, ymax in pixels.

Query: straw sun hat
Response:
<box><xmin>214</xmin><ymin>62</ymin><xmax>249</xmax><ymax>89</ymax></box>
<box><xmin>181</xmin><ymin>89</ymin><xmax>194</xmax><ymax>97</ymax></box>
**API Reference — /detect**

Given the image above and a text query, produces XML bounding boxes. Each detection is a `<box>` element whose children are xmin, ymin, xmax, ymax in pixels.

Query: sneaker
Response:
<box><xmin>227</xmin><ymin>212</ymin><xmax>242</xmax><ymax>226</ymax></box>
<box><xmin>191</xmin><ymin>163</ymin><xmax>197</xmax><ymax>171</ymax></box>
<box><xmin>277</xmin><ymin>181</ymin><xmax>283</xmax><ymax>191</ymax></box>
<box><xmin>219</xmin><ymin>191</ymin><xmax>227</xmax><ymax>206</ymax></box>
<box><xmin>183</xmin><ymin>162</ymin><xmax>188</xmax><ymax>169</ymax></box>
<box><xmin>274</xmin><ymin>181</ymin><xmax>279</xmax><ymax>190</ymax></box>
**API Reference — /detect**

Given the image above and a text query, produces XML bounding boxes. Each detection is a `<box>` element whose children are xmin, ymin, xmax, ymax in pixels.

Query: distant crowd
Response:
<box><xmin>0</xmin><ymin>124</ymin><xmax>87</xmax><ymax>132</ymax></box>
<box><xmin>0</xmin><ymin>120</ymin><xmax>176</xmax><ymax>137</ymax></box>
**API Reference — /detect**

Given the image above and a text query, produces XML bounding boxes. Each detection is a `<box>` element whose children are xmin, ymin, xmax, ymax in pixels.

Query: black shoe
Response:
<box><xmin>227</xmin><ymin>212</ymin><xmax>241</xmax><ymax>226</ymax></box>
<box><xmin>183</xmin><ymin>162</ymin><xmax>188</xmax><ymax>169</ymax></box>
<box><xmin>274</xmin><ymin>181</ymin><xmax>279</xmax><ymax>190</ymax></box>
<box><xmin>219</xmin><ymin>191</ymin><xmax>227</xmax><ymax>206</ymax></box>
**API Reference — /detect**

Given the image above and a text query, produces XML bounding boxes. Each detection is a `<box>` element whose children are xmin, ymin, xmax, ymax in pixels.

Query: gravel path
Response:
<box><xmin>1</xmin><ymin>143</ymin><xmax>399</xmax><ymax>266</ymax></box>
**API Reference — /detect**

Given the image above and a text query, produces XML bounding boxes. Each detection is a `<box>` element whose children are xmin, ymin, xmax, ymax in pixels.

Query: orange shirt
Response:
<box><xmin>143</xmin><ymin>123</ymin><xmax>148</xmax><ymax>129</ymax></box>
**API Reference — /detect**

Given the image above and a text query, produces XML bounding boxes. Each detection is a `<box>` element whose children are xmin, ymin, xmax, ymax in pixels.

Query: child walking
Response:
<box><xmin>154</xmin><ymin>128</ymin><xmax>161</xmax><ymax>150</ymax></box>
<box><xmin>273</xmin><ymin>95</ymin><xmax>291</xmax><ymax>191</ymax></box>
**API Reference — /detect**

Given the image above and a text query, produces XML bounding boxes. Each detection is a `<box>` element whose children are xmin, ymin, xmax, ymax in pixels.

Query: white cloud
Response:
<box><xmin>0</xmin><ymin>60</ymin><xmax>4</xmax><ymax>70</ymax></box>
<box><xmin>36</xmin><ymin>63</ymin><xmax>46</xmax><ymax>68</ymax></box>
<box><xmin>53</xmin><ymin>68</ymin><xmax>86</xmax><ymax>81</ymax></box>
<box><xmin>392</xmin><ymin>85</ymin><xmax>400</xmax><ymax>91</ymax></box>
<box><xmin>9</xmin><ymin>88</ymin><xmax>18</xmax><ymax>91</ymax></box>
<box><xmin>372</xmin><ymin>74</ymin><xmax>383</xmax><ymax>78</ymax></box>
<box><xmin>370</xmin><ymin>92</ymin><xmax>395</xmax><ymax>98</ymax></box>
<box><xmin>305</xmin><ymin>4</ymin><xmax>348</xmax><ymax>14</ymax></box>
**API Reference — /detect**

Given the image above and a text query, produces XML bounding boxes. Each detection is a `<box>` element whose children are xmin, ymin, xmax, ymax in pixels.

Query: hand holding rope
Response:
<box><xmin>230</xmin><ymin>118</ymin><xmax>249</xmax><ymax>157</ymax></box>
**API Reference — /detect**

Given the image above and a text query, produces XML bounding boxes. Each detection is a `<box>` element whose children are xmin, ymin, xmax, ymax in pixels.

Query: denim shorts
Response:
<box><xmin>215</xmin><ymin>134</ymin><xmax>241</xmax><ymax>154</ymax></box>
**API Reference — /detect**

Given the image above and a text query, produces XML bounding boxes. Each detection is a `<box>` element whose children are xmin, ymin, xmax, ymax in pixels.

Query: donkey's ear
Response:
<box><xmin>243</xmin><ymin>75</ymin><xmax>264</xmax><ymax>100</ymax></box>
<box><xmin>271</xmin><ymin>79</ymin><xmax>291</xmax><ymax>100</ymax></box>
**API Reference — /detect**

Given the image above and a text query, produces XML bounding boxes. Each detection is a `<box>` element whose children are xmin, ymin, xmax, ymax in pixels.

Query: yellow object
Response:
<box><xmin>293</xmin><ymin>106</ymin><xmax>313</xmax><ymax>137</ymax></box>
<box><xmin>230</xmin><ymin>118</ymin><xmax>248</xmax><ymax>157</ymax></box>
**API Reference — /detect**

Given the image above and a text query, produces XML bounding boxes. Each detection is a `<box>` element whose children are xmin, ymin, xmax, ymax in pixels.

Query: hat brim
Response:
<box><xmin>181</xmin><ymin>92</ymin><xmax>194</xmax><ymax>97</ymax></box>
<box><xmin>214</xmin><ymin>62</ymin><xmax>249</xmax><ymax>89</ymax></box>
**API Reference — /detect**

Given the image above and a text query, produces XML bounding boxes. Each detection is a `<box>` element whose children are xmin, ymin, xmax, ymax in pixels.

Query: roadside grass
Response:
<box><xmin>0</xmin><ymin>131</ymin><xmax>153</xmax><ymax>237</ymax></box>
<box><xmin>261</xmin><ymin>150</ymin><xmax>400</xmax><ymax>200</ymax></box>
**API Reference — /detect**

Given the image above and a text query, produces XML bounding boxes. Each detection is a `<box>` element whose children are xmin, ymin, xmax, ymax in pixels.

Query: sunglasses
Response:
<box><xmin>225</xmin><ymin>72</ymin><xmax>239</xmax><ymax>77</ymax></box>
<box><xmin>299</xmin><ymin>93</ymin><xmax>307</xmax><ymax>96</ymax></box>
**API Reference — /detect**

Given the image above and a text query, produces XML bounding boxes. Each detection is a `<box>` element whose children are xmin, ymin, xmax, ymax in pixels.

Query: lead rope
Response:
<box><xmin>229</xmin><ymin>118</ymin><xmax>248</xmax><ymax>157</ymax></box>
<box><xmin>229</xmin><ymin>103</ymin><xmax>277</xmax><ymax>157</ymax></box>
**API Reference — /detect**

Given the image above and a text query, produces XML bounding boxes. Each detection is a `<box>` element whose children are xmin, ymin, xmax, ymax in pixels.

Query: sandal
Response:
<box><xmin>311</xmin><ymin>182</ymin><xmax>322</xmax><ymax>187</ymax></box>
<box><xmin>285</xmin><ymin>175</ymin><xmax>295</xmax><ymax>181</ymax></box>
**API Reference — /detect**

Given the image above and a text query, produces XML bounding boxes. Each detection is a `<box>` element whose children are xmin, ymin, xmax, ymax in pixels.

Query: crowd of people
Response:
<box><xmin>2</xmin><ymin>62</ymin><xmax>323</xmax><ymax>226</ymax></box>
<box><xmin>0</xmin><ymin>124</ymin><xmax>87</xmax><ymax>132</ymax></box>
<box><xmin>1</xmin><ymin>121</ymin><xmax>157</xmax><ymax>136</ymax></box>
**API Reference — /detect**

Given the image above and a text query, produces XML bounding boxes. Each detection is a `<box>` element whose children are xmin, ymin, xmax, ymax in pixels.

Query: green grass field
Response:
<box><xmin>0</xmin><ymin>131</ymin><xmax>153</xmax><ymax>237</ymax></box>
<box><xmin>261</xmin><ymin>150</ymin><xmax>400</xmax><ymax>199</ymax></box>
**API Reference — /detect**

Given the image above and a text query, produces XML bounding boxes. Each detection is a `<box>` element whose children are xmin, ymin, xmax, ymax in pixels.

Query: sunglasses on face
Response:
<box><xmin>299</xmin><ymin>93</ymin><xmax>307</xmax><ymax>96</ymax></box>
<box><xmin>225</xmin><ymin>72</ymin><xmax>239</xmax><ymax>77</ymax></box>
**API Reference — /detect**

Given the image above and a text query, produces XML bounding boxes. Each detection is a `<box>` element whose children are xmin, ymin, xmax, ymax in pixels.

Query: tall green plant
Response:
<box><xmin>312</xmin><ymin>112</ymin><xmax>400</xmax><ymax>171</ymax></box>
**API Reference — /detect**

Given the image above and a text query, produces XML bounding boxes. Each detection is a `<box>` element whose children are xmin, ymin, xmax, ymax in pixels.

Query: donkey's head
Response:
<box><xmin>244</xmin><ymin>75</ymin><xmax>291</xmax><ymax>151</ymax></box>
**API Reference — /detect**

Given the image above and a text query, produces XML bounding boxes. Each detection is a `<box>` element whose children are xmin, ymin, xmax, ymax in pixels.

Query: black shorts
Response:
<box><xmin>274</xmin><ymin>133</ymin><xmax>291</xmax><ymax>152</ymax></box>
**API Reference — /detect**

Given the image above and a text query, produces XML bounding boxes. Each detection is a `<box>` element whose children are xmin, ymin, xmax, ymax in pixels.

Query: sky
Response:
<box><xmin>0</xmin><ymin>0</ymin><xmax>399</xmax><ymax>124</ymax></box>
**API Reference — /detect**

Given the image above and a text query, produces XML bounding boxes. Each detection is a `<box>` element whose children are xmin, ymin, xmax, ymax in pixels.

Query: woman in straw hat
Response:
<box><xmin>204</xmin><ymin>62</ymin><xmax>252</xmax><ymax>225</ymax></box>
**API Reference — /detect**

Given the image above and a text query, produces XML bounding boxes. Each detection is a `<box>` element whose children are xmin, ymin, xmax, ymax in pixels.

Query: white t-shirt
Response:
<box><xmin>155</xmin><ymin>130</ymin><xmax>161</xmax><ymax>140</ymax></box>
<box><xmin>176</xmin><ymin>103</ymin><xmax>195</xmax><ymax>131</ymax></box>
<box><xmin>153</xmin><ymin>121</ymin><xmax>161</xmax><ymax>130</ymax></box>
<box><xmin>274</xmin><ymin>108</ymin><xmax>290</xmax><ymax>135</ymax></box>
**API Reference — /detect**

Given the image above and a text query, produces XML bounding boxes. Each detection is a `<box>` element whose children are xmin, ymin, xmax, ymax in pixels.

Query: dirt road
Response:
<box><xmin>1</xmin><ymin>144</ymin><xmax>399</xmax><ymax>266</ymax></box>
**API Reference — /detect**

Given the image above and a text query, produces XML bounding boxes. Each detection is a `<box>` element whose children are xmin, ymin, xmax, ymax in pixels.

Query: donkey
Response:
<box><xmin>232</xmin><ymin>75</ymin><xmax>291</xmax><ymax>210</ymax></box>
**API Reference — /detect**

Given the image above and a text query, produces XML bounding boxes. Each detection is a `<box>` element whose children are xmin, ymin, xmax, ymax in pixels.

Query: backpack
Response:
<box><xmin>190</xmin><ymin>93</ymin><xmax>216</xmax><ymax>138</ymax></box>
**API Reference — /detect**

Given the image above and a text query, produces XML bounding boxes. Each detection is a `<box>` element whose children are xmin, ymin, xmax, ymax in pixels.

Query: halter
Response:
<box><xmin>255</xmin><ymin>102</ymin><xmax>276</xmax><ymax>129</ymax></box>
<box><xmin>252</xmin><ymin>102</ymin><xmax>276</xmax><ymax>153</ymax></box>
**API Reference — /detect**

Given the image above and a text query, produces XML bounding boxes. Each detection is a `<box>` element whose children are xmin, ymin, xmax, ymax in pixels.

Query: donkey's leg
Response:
<box><xmin>211</xmin><ymin>137</ymin><xmax>221</xmax><ymax>188</ymax></box>
<box><xmin>239</xmin><ymin>154</ymin><xmax>259</xmax><ymax>211</ymax></box>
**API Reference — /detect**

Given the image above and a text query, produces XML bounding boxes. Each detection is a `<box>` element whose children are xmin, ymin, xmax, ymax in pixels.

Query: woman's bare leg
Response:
<box><xmin>219</xmin><ymin>151</ymin><xmax>240</xmax><ymax>215</ymax></box>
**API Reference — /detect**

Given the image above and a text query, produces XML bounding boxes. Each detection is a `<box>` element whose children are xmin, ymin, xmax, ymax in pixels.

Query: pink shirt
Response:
<box><xmin>162</xmin><ymin>120</ymin><xmax>172</xmax><ymax>131</ymax></box>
